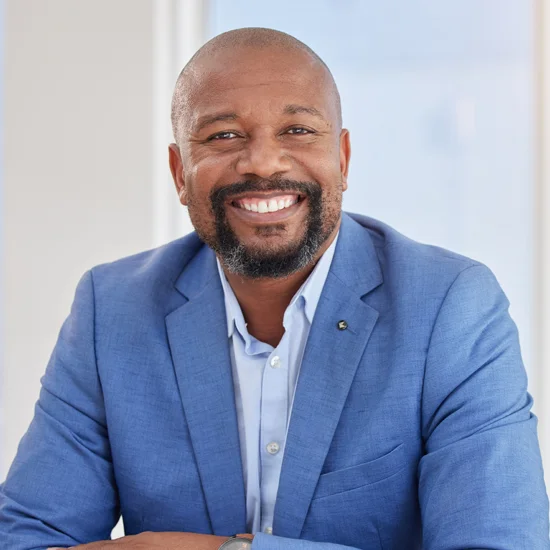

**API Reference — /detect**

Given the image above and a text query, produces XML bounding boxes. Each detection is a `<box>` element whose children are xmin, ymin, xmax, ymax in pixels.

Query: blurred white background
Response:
<box><xmin>1</xmin><ymin>0</ymin><xmax>549</xmax><ymax>536</ymax></box>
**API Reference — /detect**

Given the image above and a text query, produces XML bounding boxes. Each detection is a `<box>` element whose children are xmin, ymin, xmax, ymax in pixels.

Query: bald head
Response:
<box><xmin>170</xmin><ymin>27</ymin><xmax>342</xmax><ymax>145</ymax></box>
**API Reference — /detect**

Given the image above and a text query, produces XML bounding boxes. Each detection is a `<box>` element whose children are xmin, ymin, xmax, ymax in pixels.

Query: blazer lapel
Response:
<box><xmin>165</xmin><ymin>245</ymin><xmax>247</xmax><ymax>536</ymax></box>
<box><xmin>273</xmin><ymin>213</ymin><xmax>383</xmax><ymax>538</ymax></box>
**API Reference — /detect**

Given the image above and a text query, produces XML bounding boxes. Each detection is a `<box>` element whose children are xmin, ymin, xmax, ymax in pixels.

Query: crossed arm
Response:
<box><xmin>47</xmin><ymin>531</ymin><xmax>357</xmax><ymax>550</ymax></box>
<box><xmin>47</xmin><ymin>531</ymin><xmax>253</xmax><ymax>550</ymax></box>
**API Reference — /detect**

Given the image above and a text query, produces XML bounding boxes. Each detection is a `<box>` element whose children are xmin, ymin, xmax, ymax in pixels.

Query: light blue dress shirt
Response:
<box><xmin>216</xmin><ymin>232</ymin><xmax>339</xmax><ymax>536</ymax></box>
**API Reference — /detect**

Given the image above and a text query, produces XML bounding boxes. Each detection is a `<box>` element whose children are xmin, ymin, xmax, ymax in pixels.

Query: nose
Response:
<box><xmin>235</xmin><ymin>134</ymin><xmax>292</xmax><ymax>179</ymax></box>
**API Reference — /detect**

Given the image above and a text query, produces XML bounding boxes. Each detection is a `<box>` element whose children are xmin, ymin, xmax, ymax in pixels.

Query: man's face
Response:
<box><xmin>169</xmin><ymin>48</ymin><xmax>350</xmax><ymax>278</ymax></box>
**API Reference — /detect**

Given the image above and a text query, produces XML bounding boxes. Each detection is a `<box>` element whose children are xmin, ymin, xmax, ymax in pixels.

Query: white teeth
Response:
<box><xmin>237</xmin><ymin>196</ymin><xmax>299</xmax><ymax>213</ymax></box>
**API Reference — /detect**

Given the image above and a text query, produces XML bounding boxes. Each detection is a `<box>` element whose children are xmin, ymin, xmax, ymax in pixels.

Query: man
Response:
<box><xmin>0</xmin><ymin>27</ymin><xmax>548</xmax><ymax>550</ymax></box>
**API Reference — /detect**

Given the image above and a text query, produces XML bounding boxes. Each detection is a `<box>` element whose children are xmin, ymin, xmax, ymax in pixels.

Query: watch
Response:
<box><xmin>218</xmin><ymin>534</ymin><xmax>253</xmax><ymax>549</ymax></box>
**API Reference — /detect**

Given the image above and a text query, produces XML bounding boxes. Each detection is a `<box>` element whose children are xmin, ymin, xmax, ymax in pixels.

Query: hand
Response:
<box><xmin>48</xmin><ymin>531</ymin><xmax>254</xmax><ymax>550</ymax></box>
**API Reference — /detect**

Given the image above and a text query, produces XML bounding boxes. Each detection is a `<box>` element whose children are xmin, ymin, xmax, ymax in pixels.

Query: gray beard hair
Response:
<box><xmin>201</xmin><ymin>178</ymin><xmax>336</xmax><ymax>279</ymax></box>
<box><xmin>219</xmin><ymin>228</ymin><xmax>325</xmax><ymax>279</ymax></box>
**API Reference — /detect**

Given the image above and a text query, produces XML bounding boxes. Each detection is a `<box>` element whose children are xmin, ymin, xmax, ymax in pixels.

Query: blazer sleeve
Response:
<box><xmin>251</xmin><ymin>533</ymin><xmax>361</xmax><ymax>549</ymax></box>
<box><xmin>419</xmin><ymin>264</ymin><xmax>550</xmax><ymax>549</ymax></box>
<box><xmin>0</xmin><ymin>270</ymin><xmax>120</xmax><ymax>549</ymax></box>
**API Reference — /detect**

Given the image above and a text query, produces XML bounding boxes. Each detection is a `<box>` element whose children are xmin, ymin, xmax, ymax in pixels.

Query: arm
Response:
<box><xmin>0</xmin><ymin>271</ymin><xmax>120</xmax><ymax>549</ymax></box>
<box><xmin>419</xmin><ymin>265</ymin><xmax>550</xmax><ymax>549</ymax></box>
<box><xmin>44</xmin><ymin>531</ymin><xmax>359</xmax><ymax>549</ymax></box>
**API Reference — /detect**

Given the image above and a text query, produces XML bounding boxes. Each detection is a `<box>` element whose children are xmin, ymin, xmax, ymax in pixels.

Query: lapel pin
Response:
<box><xmin>337</xmin><ymin>320</ymin><xmax>348</xmax><ymax>331</ymax></box>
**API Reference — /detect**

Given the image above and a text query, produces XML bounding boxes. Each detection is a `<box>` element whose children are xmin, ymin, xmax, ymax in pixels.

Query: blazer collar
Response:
<box><xmin>330</xmin><ymin>212</ymin><xmax>383</xmax><ymax>297</ymax></box>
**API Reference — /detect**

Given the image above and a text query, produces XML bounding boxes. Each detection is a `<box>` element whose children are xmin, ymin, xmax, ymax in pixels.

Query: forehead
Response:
<box><xmin>185</xmin><ymin>48</ymin><xmax>337</xmax><ymax>126</ymax></box>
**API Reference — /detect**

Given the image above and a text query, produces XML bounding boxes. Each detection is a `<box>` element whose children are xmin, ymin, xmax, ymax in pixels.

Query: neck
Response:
<box><xmin>220</xmin><ymin>221</ymin><xmax>340</xmax><ymax>347</ymax></box>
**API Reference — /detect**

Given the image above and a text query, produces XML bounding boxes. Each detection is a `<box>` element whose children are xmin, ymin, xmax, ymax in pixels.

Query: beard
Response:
<box><xmin>190</xmin><ymin>178</ymin><xmax>338</xmax><ymax>279</ymax></box>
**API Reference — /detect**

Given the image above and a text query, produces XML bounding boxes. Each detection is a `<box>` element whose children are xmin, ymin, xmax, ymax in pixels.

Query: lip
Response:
<box><xmin>228</xmin><ymin>196</ymin><xmax>306</xmax><ymax>224</ymax></box>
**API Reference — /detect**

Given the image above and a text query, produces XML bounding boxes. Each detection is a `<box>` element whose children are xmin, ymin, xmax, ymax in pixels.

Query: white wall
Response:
<box><xmin>2</xmin><ymin>0</ymin><xmax>156</xmax><ymax>476</ymax></box>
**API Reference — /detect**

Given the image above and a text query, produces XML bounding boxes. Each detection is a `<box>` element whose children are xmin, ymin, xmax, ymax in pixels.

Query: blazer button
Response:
<box><xmin>337</xmin><ymin>320</ymin><xmax>348</xmax><ymax>330</ymax></box>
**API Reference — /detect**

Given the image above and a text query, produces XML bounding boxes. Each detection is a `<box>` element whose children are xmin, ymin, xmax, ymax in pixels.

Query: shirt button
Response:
<box><xmin>266</xmin><ymin>442</ymin><xmax>280</xmax><ymax>455</ymax></box>
<box><xmin>264</xmin><ymin>526</ymin><xmax>273</xmax><ymax>534</ymax></box>
<box><xmin>270</xmin><ymin>356</ymin><xmax>281</xmax><ymax>368</ymax></box>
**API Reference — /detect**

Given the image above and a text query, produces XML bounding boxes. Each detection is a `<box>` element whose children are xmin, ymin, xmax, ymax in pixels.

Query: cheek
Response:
<box><xmin>185</xmin><ymin>158</ymin><xmax>233</xmax><ymax>205</ymax></box>
<box><xmin>188</xmin><ymin>147</ymin><xmax>235</xmax><ymax>181</ymax></box>
<box><xmin>301</xmin><ymin>147</ymin><xmax>343</xmax><ymax>185</ymax></box>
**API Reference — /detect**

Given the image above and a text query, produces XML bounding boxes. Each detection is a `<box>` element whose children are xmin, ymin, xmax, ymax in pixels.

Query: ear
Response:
<box><xmin>168</xmin><ymin>143</ymin><xmax>188</xmax><ymax>205</ymax></box>
<box><xmin>339</xmin><ymin>129</ymin><xmax>351</xmax><ymax>192</ymax></box>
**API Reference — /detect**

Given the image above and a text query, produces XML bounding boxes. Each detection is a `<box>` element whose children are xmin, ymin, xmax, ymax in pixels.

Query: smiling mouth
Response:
<box><xmin>230</xmin><ymin>193</ymin><xmax>304</xmax><ymax>214</ymax></box>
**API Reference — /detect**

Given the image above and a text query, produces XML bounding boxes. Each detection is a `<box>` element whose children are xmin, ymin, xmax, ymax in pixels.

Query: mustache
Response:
<box><xmin>210</xmin><ymin>178</ymin><xmax>320</xmax><ymax>205</ymax></box>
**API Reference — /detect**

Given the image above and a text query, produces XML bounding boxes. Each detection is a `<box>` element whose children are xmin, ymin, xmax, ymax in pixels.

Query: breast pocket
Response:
<box><xmin>313</xmin><ymin>443</ymin><xmax>407</xmax><ymax>500</ymax></box>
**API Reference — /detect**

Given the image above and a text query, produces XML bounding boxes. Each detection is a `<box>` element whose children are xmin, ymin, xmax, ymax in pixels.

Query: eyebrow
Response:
<box><xmin>194</xmin><ymin>113</ymin><xmax>239</xmax><ymax>133</ymax></box>
<box><xmin>283</xmin><ymin>104</ymin><xmax>327</xmax><ymax>122</ymax></box>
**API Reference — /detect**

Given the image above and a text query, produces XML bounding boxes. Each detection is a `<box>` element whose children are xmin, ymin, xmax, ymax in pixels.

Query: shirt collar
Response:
<box><xmin>216</xmin><ymin>258</ymin><xmax>244</xmax><ymax>339</ymax></box>
<box><xmin>217</xmin><ymin>230</ymin><xmax>340</xmax><ymax>339</ymax></box>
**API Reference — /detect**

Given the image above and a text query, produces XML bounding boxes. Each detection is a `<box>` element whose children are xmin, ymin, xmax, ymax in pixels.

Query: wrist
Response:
<box><xmin>218</xmin><ymin>533</ymin><xmax>254</xmax><ymax>549</ymax></box>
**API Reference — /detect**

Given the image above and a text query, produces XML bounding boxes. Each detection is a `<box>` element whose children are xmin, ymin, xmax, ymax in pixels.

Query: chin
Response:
<box><xmin>242</xmin><ymin>235</ymin><xmax>301</xmax><ymax>255</ymax></box>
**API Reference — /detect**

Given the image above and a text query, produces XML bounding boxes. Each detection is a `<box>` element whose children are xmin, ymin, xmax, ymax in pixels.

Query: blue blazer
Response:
<box><xmin>1</xmin><ymin>212</ymin><xmax>548</xmax><ymax>550</ymax></box>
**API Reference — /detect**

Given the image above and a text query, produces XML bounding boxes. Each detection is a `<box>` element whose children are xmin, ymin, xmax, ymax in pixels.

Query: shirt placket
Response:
<box><xmin>259</xmin><ymin>339</ymin><xmax>289</xmax><ymax>534</ymax></box>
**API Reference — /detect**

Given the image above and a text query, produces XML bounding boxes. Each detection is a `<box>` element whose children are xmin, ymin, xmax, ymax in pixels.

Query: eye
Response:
<box><xmin>286</xmin><ymin>127</ymin><xmax>314</xmax><ymax>135</ymax></box>
<box><xmin>208</xmin><ymin>131</ymin><xmax>239</xmax><ymax>141</ymax></box>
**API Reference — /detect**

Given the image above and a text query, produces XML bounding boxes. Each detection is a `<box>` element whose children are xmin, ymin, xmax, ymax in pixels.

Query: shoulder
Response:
<box><xmin>345</xmin><ymin>212</ymin><xmax>478</xmax><ymax>270</ymax></box>
<box><xmin>342</xmin><ymin>211</ymin><xmax>500</xmax><ymax>302</ymax></box>
<box><xmin>86</xmin><ymin>231</ymin><xmax>204</xmax><ymax>306</ymax></box>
